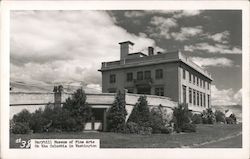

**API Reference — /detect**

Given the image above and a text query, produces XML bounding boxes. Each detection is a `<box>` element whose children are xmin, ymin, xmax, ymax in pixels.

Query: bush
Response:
<box><xmin>172</xmin><ymin>104</ymin><xmax>194</xmax><ymax>133</ymax></box>
<box><xmin>226</xmin><ymin>114</ymin><xmax>237</xmax><ymax>124</ymax></box>
<box><xmin>125</xmin><ymin>122</ymin><xmax>152</xmax><ymax>135</ymax></box>
<box><xmin>181</xmin><ymin>123</ymin><xmax>196</xmax><ymax>132</ymax></box>
<box><xmin>201</xmin><ymin>108</ymin><xmax>216</xmax><ymax>124</ymax></box>
<box><xmin>12</xmin><ymin>109</ymin><xmax>32</xmax><ymax>124</ymax></box>
<box><xmin>12</xmin><ymin>122</ymin><xmax>30</xmax><ymax>134</ymax></box>
<box><xmin>150</xmin><ymin>106</ymin><xmax>165</xmax><ymax>133</ymax></box>
<box><xmin>106</xmin><ymin>91</ymin><xmax>127</xmax><ymax>132</ymax></box>
<box><xmin>191</xmin><ymin>114</ymin><xmax>202</xmax><ymax>124</ymax></box>
<box><xmin>128</xmin><ymin>96</ymin><xmax>151</xmax><ymax>127</ymax></box>
<box><xmin>215</xmin><ymin>110</ymin><xmax>226</xmax><ymax>123</ymax></box>
<box><xmin>29</xmin><ymin>108</ymin><xmax>49</xmax><ymax>133</ymax></box>
<box><xmin>160</xmin><ymin>127</ymin><xmax>172</xmax><ymax>134</ymax></box>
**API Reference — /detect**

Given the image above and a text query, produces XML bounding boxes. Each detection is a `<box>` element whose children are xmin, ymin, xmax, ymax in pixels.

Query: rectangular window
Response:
<box><xmin>183</xmin><ymin>69</ymin><xmax>186</xmax><ymax>79</ymax></box>
<box><xmin>144</xmin><ymin>70</ymin><xmax>151</xmax><ymax>79</ymax></box>
<box><xmin>200</xmin><ymin>79</ymin><xmax>202</xmax><ymax>87</ymax></box>
<box><xmin>204</xmin><ymin>94</ymin><xmax>206</xmax><ymax>107</ymax></box>
<box><xmin>193</xmin><ymin>76</ymin><xmax>195</xmax><ymax>84</ymax></box>
<box><xmin>155</xmin><ymin>69</ymin><xmax>163</xmax><ymax>79</ymax></box>
<box><xmin>193</xmin><ymin>90</ymin><xmax>196</xmax><ymax>105</ymax></box>
<box><xmin>155</xmin><ymin>87</ymin><xmax>164</xmax><ymax>96</ymax></box>
<box><xmin>137</xmin><ymin>71</ymin><xmax>143</xmax><ymax>80</ymax></box>
<box><xmin>182</xmin><ymin>85</ymin><xmax>187</xmax><ymax>104</ymax></box>
<box><xmin>189</xmin><ymin>88</ymin><xmax>192</xmax><ymax>104</ymax></box>
<box><xmin>197</xmin><ymin>91</ymin><xmax>199</xmax><ymax>106</ymax></box>
<box><xmin>207</xmin><ymin>83</ymin><xmax>210</xmax><ymax>90</ymax></box>
<box><xmin>200</xmin><ymin>92</ymin><xmax>203</xmax><ymax>106</ymax></box>
<box><xmin>189</xmin><ymin>73</ymin><xmax>192</xmax><ymax>83</ymax></box>
<box><xmin>203</xmin><ymin>81</ymin><xmax>205</xmax><ymax>89</ymax></box>
<box><xmin>208</xmin><ymin>95</ymin><xmax>210</xmax><ymax>107</ymax></box>
<box><xmin>110</xmin><ymin>74</ymin><xmax>116</xmax><ymax>83</ymax></box>
<box><xmin>126</xmin><ymin>72</ymin><xmax>133</xmax><ymax>82</ymax></box>
<box><xmin>197</xmin><ymin>77</ymin><xmax>199</xmax><ymax>86</ymax></box>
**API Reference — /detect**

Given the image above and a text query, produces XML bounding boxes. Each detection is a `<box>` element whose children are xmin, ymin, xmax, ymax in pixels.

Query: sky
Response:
<box><xmin>10</xmin><ymin>10</ymin><xmax>242</xmax><ymax>106</ymax></box>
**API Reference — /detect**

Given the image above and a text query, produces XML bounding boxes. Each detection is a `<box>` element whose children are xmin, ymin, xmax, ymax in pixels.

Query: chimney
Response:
<box><xmin>148</xmin><ymin>47</ymin><xmax>154</xmax><ymax>56</ymax></box>
<box><xmin>119</xmin><ymin>41</ymin><xmax>134</xmax><ymax>60</ymax></box>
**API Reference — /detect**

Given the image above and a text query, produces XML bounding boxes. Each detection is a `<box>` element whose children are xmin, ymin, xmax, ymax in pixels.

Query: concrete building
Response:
<box><xmin>99</xmin><ymin>41</ymin><xmax>213</xmax><ymax>108</ymax></box>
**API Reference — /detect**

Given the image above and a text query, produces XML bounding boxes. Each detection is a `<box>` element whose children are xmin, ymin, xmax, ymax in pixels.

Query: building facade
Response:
<box><xmin>99</xmin><ymin>41</ymin><xmax>213</xmax><ymax>108</ymax></box>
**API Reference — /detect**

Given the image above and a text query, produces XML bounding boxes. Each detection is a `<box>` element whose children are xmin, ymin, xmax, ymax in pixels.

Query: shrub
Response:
<box><xmin>63</xmin><ymin>89</ymin><xmax>92</xmax><ymax>131</ymax></box>
<box><xmin>11</xmin><ymin>122</ymin><xmax>30</xmax><ymax>134</ymax></box>
<box><xmin>160</xmin><ymin>127</ymin><xmax>172</xmax><ymax>134</ymax></box>
<box><xmin>125</xmin><ymin>122</ymin><xmax>152</xmax><ymax>135</ymax></box>
<box><xmin>201</xmin><ymin>108</ymin><xmax>216</xmax><ymax>124</ymax></box>
<box><xmin>191</xmin><ymin>114</ymin><xmax>202</xmax><ymax>124</ymax></box>
<box><xmin>29</xmin><ymin>108</ymin><xmax>50</xmax><ymax>133</ymax></box>
<box><xmin>181</xmin><ymin>123</ymin><xmax>196</xmax><ymax>132</ymax></box>
<box><xmin>226</xmin><ymin>114</ymin><xmax>237</xmax><ymax>124</ymax></box>
<box><xmin>215</xmin><ymin>110</ymin><xmax>226</xmax><ymax>123</ymax></box>
<box><xmin>150</xmin><ymin>106</ymin><xmax>165</xmax><ymax>133</ymax></box>
<box><xmin>172</xmin><ymin>104</ymin><xmax>194</xmax><ymax>133</ymax></box>
<box><xmin>12</xmin><ymin>109</ymin><xmax>32</xmax><ymax>124</ymax></box>
<box><xmin>128</xmin><ymin>96</ymin><xmax>151</xmax><ymax>127</ymax></box>
<box><xmin>106</xmin><ymin>91</ymin><xmax>127</xmax><ymax>132</ymax></box>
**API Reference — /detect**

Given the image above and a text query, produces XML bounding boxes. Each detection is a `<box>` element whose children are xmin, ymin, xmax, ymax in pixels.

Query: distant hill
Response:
<box><xmin>10</xmin><ymin>80</ymin><xmax>101</xmax><ymax>94</ymax></box>
<box><xmin>212</xmin><ymin>105</ymin><xmax>242</xmax><ymax>122</ymax></box>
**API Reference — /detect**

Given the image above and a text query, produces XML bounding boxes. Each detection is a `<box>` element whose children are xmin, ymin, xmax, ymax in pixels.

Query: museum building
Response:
<box><xmin>99</xmin><ymin>41</ymin><xmax>213</xmax><ymax>108</ymax></box>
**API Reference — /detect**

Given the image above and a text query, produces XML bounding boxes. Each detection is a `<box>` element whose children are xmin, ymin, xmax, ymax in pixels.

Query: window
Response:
<box><xmin>193</xmin><ymin>90</ymin><xmax>196</xmax><ymax>105</ymax></box>
<box><xmin>189</xmin><ymin>88</ymin><xmax>192</xmax><ymax>104</ymax></box>
<box><xmin>200</xmin><ymin>79</ymin><xmax>202</xmax><ymax>87</ymax></box>
<box><xmin>137</xmin><ymin>71</ymin><xmax>143</xmax><ymax>80</ymax></box>
<box><xmin>126</xmin><ymin>72</ymin><xmax>133</xmax><ymax>82</ymax></box>
<box><xmin>183</xmin><ymin>69</ymin><xmax>186</xmax><ymax>79</ymax></box>
<box><xmin>197</xmin><ymin>77</ymin><xmax>199</xmax><ymax>86</ymax></box>
<box><xmin>197</xmin><ymin>91</ymin><xmax>199</xmax><ymax>106</ymax></box>
<box><xmin>155</xmin><ymin>69</ymin><xmax>163</xmax><ymax>79</ymax></box>
<box><xmin>203</xmin><ymin>81</ymin><xmax>205</xmax><ymax>89</ymax></box>
<box><xmin>204</xmin><ymin>93</ymin><xmax>206</xmax><ymax>107</ymax></box>
<box><xmin>193</xmin><ymin>76</ymin><xmax>195</xmax><ymax>84</ymax></box>
<box><xmin>200</xmin><ymin>92</ymin><xmax>203</xmax><ymax>107</ymax></box>
<box><xmin>110</xmin><ymin>74</ymin><xmax>116</xmax><ymax>83</ymax></box>
<box><xmin>182</xmin><ymin>85</ymin><xmax>187</xmax><ymax>104</ymax></box>
<box><xmin>155</xmin><ymin>87</ymin><xmax>164</xmax><ymax>96</ymax></box>
<box><xmin>207</xmin><ymin>83</ymin><xmax>210</xmax><ymax>90</ymax></box>
<box><xmin>189</xmin><ymin>73</ymin><xmax>192</xmax><ymax>83</ymax></box>
<box><xmin>144</xmin><ymin>71</ymin><xmax>151</xmax><ymax>79</ymax></box>
<box><xmin>208</xmin><ymin>95</ymin><xmax>210</xmax><ymax>107</ymax></box>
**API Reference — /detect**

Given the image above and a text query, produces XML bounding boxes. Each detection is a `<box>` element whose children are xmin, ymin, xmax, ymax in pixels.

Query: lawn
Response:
<box><xmin>10</xmin><ymin>124</ymin><xmax>242</xmax><ymax>148</ymax></box>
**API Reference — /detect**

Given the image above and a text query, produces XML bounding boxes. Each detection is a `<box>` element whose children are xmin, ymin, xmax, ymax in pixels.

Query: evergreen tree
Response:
<box><xmin>106</xmin><ymin>91</ymin><xmax>127</xmax><ymax>132</ymax></box>
<box><xmin>128</xmin><ymin>96</ymin><xmax>151</xmax><ymax>127</ymax></box>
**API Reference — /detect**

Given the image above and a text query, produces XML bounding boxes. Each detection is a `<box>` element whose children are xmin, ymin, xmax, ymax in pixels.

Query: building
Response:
<box><xmin>99</xmin><ymin>41</ymin><xmax>212</xmax><ymax>108</ymax></box>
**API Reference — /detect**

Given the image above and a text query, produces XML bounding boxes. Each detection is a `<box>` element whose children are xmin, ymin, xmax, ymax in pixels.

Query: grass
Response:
<box><xmin>10</xmin><ymin>124</ymin><xmax>242</xmax><ymax>148</ymax></box>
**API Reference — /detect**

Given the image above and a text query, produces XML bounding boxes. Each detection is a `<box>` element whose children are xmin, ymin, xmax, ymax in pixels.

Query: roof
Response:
<box><xmin>99</xmin><ymin>50</ymin><xmax>213</xmax><ymax>81</ymax></box>
<box><xmin>118</xmin><ymin>41</ymin><xmax>134</xmax><ymax>45</ymax></box>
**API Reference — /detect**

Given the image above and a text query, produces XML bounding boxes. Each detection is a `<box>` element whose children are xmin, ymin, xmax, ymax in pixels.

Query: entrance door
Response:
<box><xmin>137</xmin><ymin>86</ymin><xmax>151</xmax><ymax>95</ymax></box>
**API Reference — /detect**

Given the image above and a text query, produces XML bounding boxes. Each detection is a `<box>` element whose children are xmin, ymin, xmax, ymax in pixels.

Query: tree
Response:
<box><xmin>63</xmin><ymin>89</ymin><xmax>92</xmax><ymax>131</ymax></box>
<box><xmin>201</xmin><ymin>108</ymin><xmax>216</xmax><ymax>124</ymax></box>
<box><xmin>128</xmin><ymin>96</ymin><xmax>151</xmax><ymax>127</ymax></box>
<box><xmin>106</xmin><ymin>91</ymin><xmax>127</xmax><ymax>132</ymax></box>
<box><xmin>215</xmin><ymin>110</ymin><xmax>226</xmax><ymax>123</ymax></box>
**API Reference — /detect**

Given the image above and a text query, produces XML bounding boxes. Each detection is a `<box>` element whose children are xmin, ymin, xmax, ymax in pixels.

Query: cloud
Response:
<box><xmin>171</xmin><ymin>26</ymin><xmax>203</xmax><ymax>41</ymax></box>
<box><xmin>10</xmin><ymin>11</ymin><xmax>157</xmax><ymax>85</ymax></box>
<box><xmin>184</xmin><ymin>42</ymin><xmax>242</xmax><ymax>54</ymax></box>
<box><xmin>124</xmin><ymin>10</ymin><xmax>202</xmax><ymax>18</ymax></box>
<box><xmin>190</xmin><ymin>57</ymin><xmax>234</xmax><ymax>68</ymax></box>
<box><xmin>207</xmin><ymin>31</ymin><xmax>230</xmax><ymax>44</ymax></box>
<box><xmin>148</xmin><ymin>16</ymin><xmax>178</xmax><ymax>39</ymax></box>
<box><xmin>211</xmin><ymin>85</ymin><xmax>241</xmax><ymax>105</ymax></box>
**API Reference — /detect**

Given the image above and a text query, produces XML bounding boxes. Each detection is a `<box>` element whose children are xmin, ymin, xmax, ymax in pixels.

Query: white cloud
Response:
<box><xmin>190</xmin><ymin>57</ymin><xmax>234</xmax><ymax>68</ymax></box>
<box><xmin>10</xmin><ymin>11</ymin><xmax>157</xmax><ymax>86</ymax></box>
<box><xmin>207</xmin><ymin>31</ymin><xmax>230</xmax><ymax>44</ymax></box>
<box><xmin>173</xmin><ymin>10</ymin><xmax>202</xmax><ymax>18</ymax></box>
<box><xmin>124</xmin><ymin>11</ymin><xmax>145</xmax><ymax>18</ymax></box>
<box><xmin>171</xmin><ymin>26</ymin><xmax>203</xmax><ymax>41</ymax></box>
<box><xmin>148</xmin><ymin>16</ymin><xmax>178</xmax><ymax>39</ymax></box>
<box><xmin>184</xmin><ymin>42</ymin><xmax>242</xmax><ymax>54</ymax></box>
<box><xmin>211</xmin><ymin>85</ymin><xmax>241</xmax><ymax>105</ymax></box>
<box><xmin>233</xmin><ymin>88</ymin><xmax>242</xmax><ymax>104</ymax></box>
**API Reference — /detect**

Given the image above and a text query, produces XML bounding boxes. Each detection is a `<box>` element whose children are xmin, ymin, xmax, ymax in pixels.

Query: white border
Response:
<box><xmin>1</xmin><ymin>1</ymin><xmax>249</xmax><ymax>159</ymax></box>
